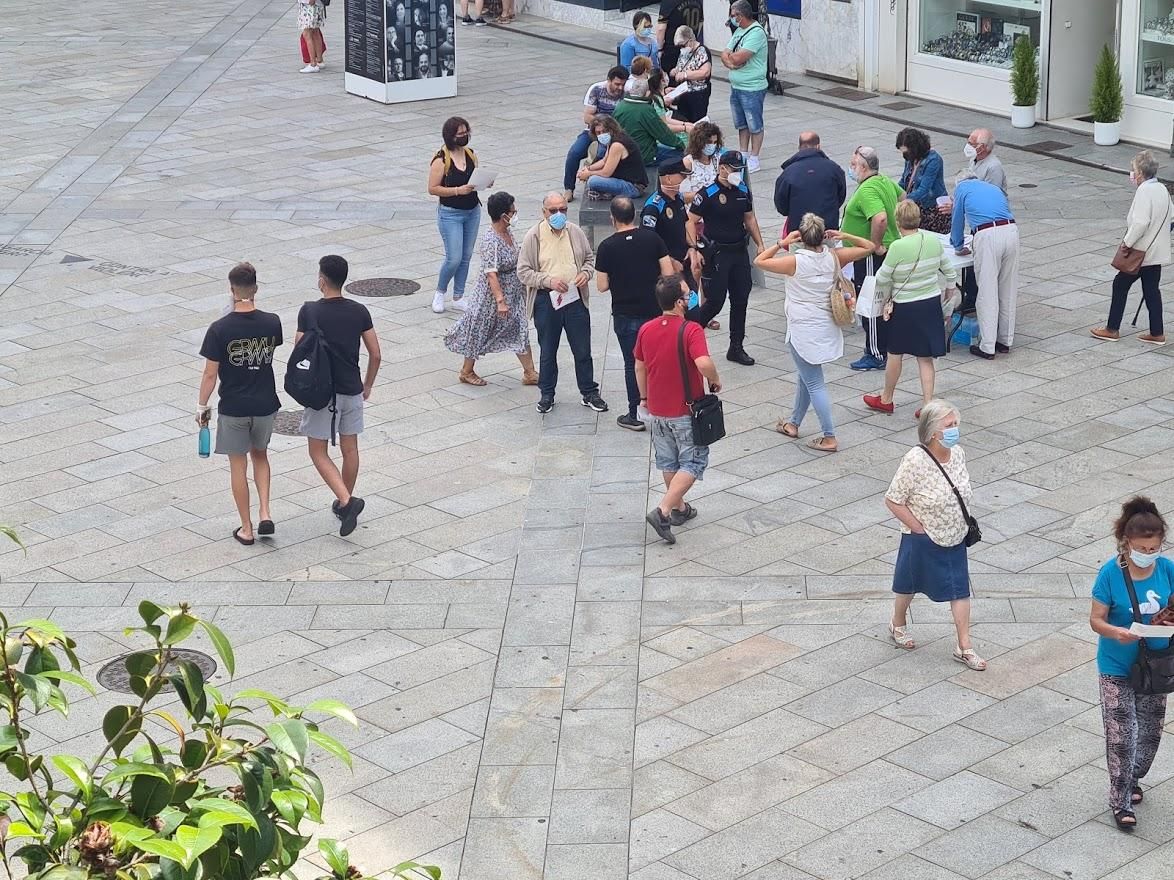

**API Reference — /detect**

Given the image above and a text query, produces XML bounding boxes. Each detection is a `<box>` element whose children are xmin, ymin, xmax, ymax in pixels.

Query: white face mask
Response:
<box><xmin>727</xmin><ymin>171</ymin><xmax>743</xmax><ymax>187</ymax></box>
<box><xmin>963</xmin><ymin>143</ymin><xmax>978</xmax><ymax>161</ymax></box>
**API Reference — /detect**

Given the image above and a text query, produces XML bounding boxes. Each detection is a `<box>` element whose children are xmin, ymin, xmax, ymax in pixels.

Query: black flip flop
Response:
<box><xmin>1113</xmin><ymin>809</ymin><xmax>1137</xmax><ymax>832</ymax></box>
<box><xmin>1132</xmin><ymin>785</ymin><xmax>1144</xmax><ymax>805</ymax></box>
<box><xmin>232</xmin><ymin>527</ymin><xmax>255</xmax><ymax>546</ymax></box>
<box><xmin>257</xmin><ymin>520</ymin><xmax>275</xmax><ymax>536</ymax></box>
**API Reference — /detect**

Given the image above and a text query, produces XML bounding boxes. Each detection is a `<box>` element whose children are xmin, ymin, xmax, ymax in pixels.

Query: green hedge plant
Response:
<box><xmin>0</xmin><ymin>601</ymin><xmax>418</xmax><ymax>880</ymax></box>
<box><xmin>1090</xmin><ymin>43</ymin><xmax>1124</xmax><ymax>123</ymax></box>
<box><xmin>1010</xmin><ymin>36</ymin><xmax>1039</xmax><ymax>107</ymax></box>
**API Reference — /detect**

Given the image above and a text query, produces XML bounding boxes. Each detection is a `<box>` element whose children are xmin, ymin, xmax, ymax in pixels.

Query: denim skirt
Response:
<box><xmin>892</xmin><ymin>531</ymin><xmax>970</xmax><ymax>602</ymax></box>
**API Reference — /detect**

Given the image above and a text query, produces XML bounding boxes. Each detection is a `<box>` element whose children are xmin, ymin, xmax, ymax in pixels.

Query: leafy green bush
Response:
<box><xmin>0</xmin><ymin>602</ymin><xmax>429</xmax><ymax>879</ymax></box>
<box><xmin>1010</xmin><ymin>37</ymin><xmax>1039</xmax><ymax>107</ymax></box>
<box><xmin>1090</xmin><ymin>43</ymin><xmax>1124</xmax><ymax>123</ymax></box>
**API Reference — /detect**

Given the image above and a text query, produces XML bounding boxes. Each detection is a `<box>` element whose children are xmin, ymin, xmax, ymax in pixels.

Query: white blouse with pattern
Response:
<box><xmin>886</xmin><ymin>445</ymin><xmax>972</xmax><ymax>547</ymax></box>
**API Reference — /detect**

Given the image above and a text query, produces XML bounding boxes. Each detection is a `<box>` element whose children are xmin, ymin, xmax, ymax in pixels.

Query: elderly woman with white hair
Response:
<box><xmin>668</xmin><ymin>25</ymin><xmax>711</xmax><ymax>123</ymax></box>
<box><xmin>1092</xmin><ymin>150</ymin><xmax>1173</xmax><ymax>345</ymax></box>
<box><xmin>885</xmin><ymin>399</ymin><xmax>986</xmax><ymax>670</ymax></box>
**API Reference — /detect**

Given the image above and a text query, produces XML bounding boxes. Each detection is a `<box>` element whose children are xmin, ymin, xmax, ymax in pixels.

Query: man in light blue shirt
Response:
<box><xmin>951</xmin><ymin>175</ymin><xmax>1019</xmax><ymax>359</ymax></box>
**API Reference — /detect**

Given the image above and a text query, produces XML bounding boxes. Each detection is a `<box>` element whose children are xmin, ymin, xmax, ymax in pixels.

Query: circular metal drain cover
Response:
<box><xmin>272</xmin><ymin>410</ymin><xmax>303</xmax><ymax>436</ymax></box>
<box><xmin>97</xmin><ymin>649</ymin><xmax>217</xmax><ymax>694</ymax></box>
<box><xmin>346</xmin><ymin>277</ymin><xmax>420</xmax><ymax>297</ymax></box>
<box><xmin>1018</xmin><ymin>183</ymin><xmax>1038</xmax><ymax>188</ymax></box>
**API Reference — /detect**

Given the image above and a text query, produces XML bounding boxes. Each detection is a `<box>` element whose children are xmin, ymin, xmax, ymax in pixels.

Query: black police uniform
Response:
<box><xmin>687</xmin><ymin>179</ymin><xmax>754</xmax><ymax>355</ymax></box>
<box><xmin>641</xmin><ymin>188</ymin><xmax>696</xmax><ymax>289</ymax></box>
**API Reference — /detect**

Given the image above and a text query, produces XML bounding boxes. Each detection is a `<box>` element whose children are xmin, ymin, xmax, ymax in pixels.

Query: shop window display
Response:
<box><xmin>1140</xmin><ymin>0</ymin><xmax>1174</xmax><ymax>99</ymax></box>
<box><xmin>918</xmin><ymin>0</ymin><xmax>1041</xmax><ymax>70</ymax></box>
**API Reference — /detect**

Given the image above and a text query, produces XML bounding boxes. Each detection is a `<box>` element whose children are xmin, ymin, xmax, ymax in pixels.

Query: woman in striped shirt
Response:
<box><xmin>863</xmin><ymin>200</ymin><xmax>959</xmax><ymax>418</ymax></box>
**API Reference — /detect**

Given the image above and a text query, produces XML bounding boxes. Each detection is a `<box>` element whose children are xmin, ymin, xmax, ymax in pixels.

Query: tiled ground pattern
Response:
<box><xmin>3</xmin><ymin>3</ymin><xmax>1174</xmax><ymax>879</ymax></box>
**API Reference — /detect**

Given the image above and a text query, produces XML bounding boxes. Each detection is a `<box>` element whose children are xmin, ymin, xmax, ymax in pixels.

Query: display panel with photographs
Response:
<box><xmin>917</xmin><ymin>0</ymin><xmax>1040</xmax><ymax>70</ymax></box>
<box><xmin>1139</xmin><ymin>0</ymin><xmax>1174</xmax><ymax>99</ymax></box>
<box><xmin>384</xmin><ymin>0</ymin><xmax>455</xmax><ymax>81</ymax></box>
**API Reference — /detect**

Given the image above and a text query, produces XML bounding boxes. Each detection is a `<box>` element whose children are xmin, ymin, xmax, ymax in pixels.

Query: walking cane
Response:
<box><xmin>1132</xmin><ymin>299</ymin><xmax>1145</xmax><ymax>327</ymax></box>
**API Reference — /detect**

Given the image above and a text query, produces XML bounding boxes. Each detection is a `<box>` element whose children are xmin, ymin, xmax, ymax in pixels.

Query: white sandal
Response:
<box><xmin>889</xmin><ymin>622</ymin><xmax>915</xmax><ymax>650</ymax></box>
<box><xmin>953</xmin><ymin>646</ymin><xmax>987</xmax><ymax>671</ymax></box>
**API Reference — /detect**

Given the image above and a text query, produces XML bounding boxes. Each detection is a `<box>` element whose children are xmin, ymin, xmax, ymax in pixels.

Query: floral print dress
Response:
<box><xmin>444</xmin><ymin>227</ymin><xmax>530</xmax><ymax>359</ymax></box>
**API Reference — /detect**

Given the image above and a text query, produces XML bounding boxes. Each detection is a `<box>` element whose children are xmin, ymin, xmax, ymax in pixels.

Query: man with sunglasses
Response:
<box><xmin>518</xmin><ymin>192</ymin><xmax>608</xmax><ymax>415</ymax></box>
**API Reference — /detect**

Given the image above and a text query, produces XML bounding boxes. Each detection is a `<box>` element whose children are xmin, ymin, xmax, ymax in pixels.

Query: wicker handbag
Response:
<box><xmin>828</xmin><ymin>254</ymin><xmax>856</xmax><ymax>327</ymax></box>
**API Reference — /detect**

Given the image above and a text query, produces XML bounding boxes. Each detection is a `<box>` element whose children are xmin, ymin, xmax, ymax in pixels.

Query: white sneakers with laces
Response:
<box><xmin>431</xmin><ymin>291</ymin><xmax>446</xmax><ymax>313</ymax></box>
<box><xmin>300</xmin><ymin>64</ymin><xmax>320</xmax><ymax>73</ymax></box>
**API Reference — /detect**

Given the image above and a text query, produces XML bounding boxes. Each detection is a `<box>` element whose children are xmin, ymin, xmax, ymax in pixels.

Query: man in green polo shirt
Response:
<box><xmin>721</xmin><ymin>0</ymin><xmax>768</xmax><ymax>173</ymax></box>
<box><xmin>613</xmin><ymin>79</ymin><xmax>684</xmax><ymax>170</ymax></box>
<box><xmin>841</xmin><ymin>144</ymin><xmax>902</xmax><ymax>371</ymax></box>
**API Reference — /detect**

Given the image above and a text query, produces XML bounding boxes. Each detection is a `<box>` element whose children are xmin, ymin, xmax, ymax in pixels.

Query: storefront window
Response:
<box><xmin>1140</xmin><ymin>0</ymin><xmax>1174</xmax><ymax>99</ymax></box>
<box><xmin>918</xmin><ymin>0</ymin><xmax>1042</xmax><ymax>70</ymax></box>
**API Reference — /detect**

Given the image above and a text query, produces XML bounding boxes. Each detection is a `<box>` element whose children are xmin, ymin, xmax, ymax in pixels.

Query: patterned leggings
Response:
<box><xmin>1099</xmin><ymin>674</ymin><xmax>1167</xmax><ymax>811</ymax></box>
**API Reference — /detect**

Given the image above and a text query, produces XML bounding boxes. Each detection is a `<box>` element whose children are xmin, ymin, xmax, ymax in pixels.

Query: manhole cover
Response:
<box><xmin>1019</xmin><ymin>183</ymin><xmax>1038</xmax><ymax>188</ymax></box>
<box><xmin>97</xmin><ymin>649</ymin><xmax>217</xmax><ymax>694</ymax></box>
<box><xmin>272</xmin><ymin>410</ymin><xmax>303</xmax><ymax>436</ymax></box>
<box><xmin>346</xmin><ymin>277</ymin><xmax>420</xmax><ymax>297</ymax></box>
<box><xmin>1024</xmin><ymin>140</ymin><xmax>1072</xmax><ymax>152</ymax></box>
<box><xmin>881</xmin><ymin>101</ymin><xmax>920</xmax><ymax>111</ymax></box>
<box><xmin>818</xmin><ymin>86</ymin><xmax>873</xmax><ymax>101</ymax></box>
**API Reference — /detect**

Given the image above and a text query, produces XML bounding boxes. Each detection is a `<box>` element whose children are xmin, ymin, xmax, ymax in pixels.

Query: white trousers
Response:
<box><xmin>972</xmin><ymin>223</ymin><xmax>1020</xmax><ymax>354</ymax></box>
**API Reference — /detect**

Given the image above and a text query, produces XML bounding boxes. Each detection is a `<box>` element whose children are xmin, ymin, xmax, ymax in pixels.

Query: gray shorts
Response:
<box><xmin>300</xmin><ymin>392</ymin><xmax>364</xmax><ymax>440</ymax></box>
<box><xmin>214</xmin><ymin>413</ymin><xmax>276</xmax><ymax>456</ymax></box>
<box><xmin>650</xmin><ymin>414</ymin><xmax>709</xmax><ymax>480</ymax></box>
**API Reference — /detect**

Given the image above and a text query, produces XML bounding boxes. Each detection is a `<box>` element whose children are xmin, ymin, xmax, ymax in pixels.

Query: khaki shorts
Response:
<box><xmin>214</xmin><ymin>413</ymin><xmax>276</xmax><ymax>456</ymax></box>
<box><xmin>300</xmin><ymin>392</ymin><xmax>364</xmax><ymax>440</ymax></box>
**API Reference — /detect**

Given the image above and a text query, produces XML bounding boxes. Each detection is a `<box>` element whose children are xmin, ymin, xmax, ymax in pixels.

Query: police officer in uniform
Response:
<box><xmin>685</xmin><ymin>150</ymin><xmax>764</xmax><ymax>365</ymax></box>
<box><xmin>641</xmin><ymin>158</ymin><xmax>696</xmax><ymax>289</ymax></box>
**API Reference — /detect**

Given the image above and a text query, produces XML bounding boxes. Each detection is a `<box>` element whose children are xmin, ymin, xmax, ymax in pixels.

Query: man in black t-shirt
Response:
<box><xmin>296</xmin><ymin>255</ymin><xmax>382</xmax><ymax>537</ymax></box>
<box><xmin>198</xmin><ymin>262</ymin><xmax>283</xmax><ymax>546</ymax></box>
<box><xmin>595</xmin><ymin>197</ymin><xmax>674</xmax><ymax>431</ymax></box>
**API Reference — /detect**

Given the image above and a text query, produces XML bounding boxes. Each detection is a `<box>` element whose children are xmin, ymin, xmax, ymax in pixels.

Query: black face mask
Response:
<box><xmin>454</xmin><ymin>135</ymin><xmax>470</xmax><ymax>147</ymax></box>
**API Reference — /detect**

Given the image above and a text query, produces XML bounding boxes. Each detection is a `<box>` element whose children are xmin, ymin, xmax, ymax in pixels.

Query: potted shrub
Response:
<box><xmin>1010</xmin><ymin>36</ymin><xmax>1039</xmax><ymax>128</ymax></box>
<box><xmin>1091</xmin><ymin>43</ymin><xmax>1124</xmax><ymax>146</ymax></box>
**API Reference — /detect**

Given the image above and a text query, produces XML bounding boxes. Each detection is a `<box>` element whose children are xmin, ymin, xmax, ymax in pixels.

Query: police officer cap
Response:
<box><xmin>718</xmin><ymin>150</ymin><xmax>744</xmax><ymax>168</ymax></box>
<box><xmin>658</xmin><ymin>157</ymin><xmax>689</xmax><ymax>177</ymax></box>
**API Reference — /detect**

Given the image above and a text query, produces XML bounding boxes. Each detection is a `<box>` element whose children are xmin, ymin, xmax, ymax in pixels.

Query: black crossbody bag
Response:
<box><xmin>1119</xmin><ymin>559</ymin><xmax>1174</xmax><ymax>695</ymax></box>
<box><xmin>918</xmin><ymin>444</ymin><xmax>981</xmax><ymax>547</ymax></box>
<box><xmin>677</xmin><ymin>322</ymin><xmax>725</xmax><ymax>446</ymax></box>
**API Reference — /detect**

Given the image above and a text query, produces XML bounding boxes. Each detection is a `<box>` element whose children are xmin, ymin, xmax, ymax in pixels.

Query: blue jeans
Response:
<box><xmin>436</xmin><ymin>205</ymin><xmax>480</xmax><ymax>299</ymax></box>
<box><xmin>729</xmin><ymin>87</ymin><xmax>767</xmax><ymax>134</ymax></box>
<box><xmin>612</xmin><ymin>314</ymin><xmax>645</xmax><ymax>417</ymax></box>
<box><xmin>564</xmin><ymin>129</ymin><xmax>593</xmax><ymax>191</ymax></box>
<box><xmin>655</xmin><ymin>144</ymin><xmax>684</xmax><ymax>164</ymax></box>
<box><xmin>587</xmin><ymin>176</ymin><xmax>640</xmax><ymax>198</ymax></box>
<box><xmin>789</xmin><ymin>342</ymin><xmax>835</xmax><ymax>438</ymax></box>
<box><xmin>533</xmin><ymin>292</ymin><xmax>598</xmax><ymax>399</ymax></box>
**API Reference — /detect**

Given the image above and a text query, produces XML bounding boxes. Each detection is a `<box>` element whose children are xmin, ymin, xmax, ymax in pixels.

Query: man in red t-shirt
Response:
<box><xmin>635</xmin><ymin>274</ymin><xmax>722</xmax><ymax>544</ymax></box>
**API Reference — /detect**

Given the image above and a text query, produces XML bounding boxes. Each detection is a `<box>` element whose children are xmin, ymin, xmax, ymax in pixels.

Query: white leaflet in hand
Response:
<box><xmin>667</xmin><ymin>82</ymin><xmax>690</xmax><ymax>101</ymax></box>
<box><xmin>469</xmin><ymin>167</ymin><xmax>496</xmax><ymax>190</ymax></box>
<box><xmin>550</xmin><ymin>287</ymin><xmax>581</xmax><ymax>310</ymax></box>
<box><xmin>1130</xmin><ymin>622</ymin><xmax>1174</xmax><ymax>638</ymax></box>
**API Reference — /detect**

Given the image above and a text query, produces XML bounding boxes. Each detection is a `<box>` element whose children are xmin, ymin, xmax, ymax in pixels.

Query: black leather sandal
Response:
<box><xmin>1113</xmin><ymin>809</ymin><xmax>1137</xmax><ymax>831</ymax></box>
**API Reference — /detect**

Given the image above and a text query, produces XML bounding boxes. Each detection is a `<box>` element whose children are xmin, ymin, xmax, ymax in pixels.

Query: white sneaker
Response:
<box><xmin>747</xmin><ymin>154</ymin><xmax>761</xmax><ymax>173</ymax></box>
<box><xmin>431</xmin><ymin>291</ymin><xmax>446</xmax><ymax>313</ymax></box>
<box><xmin>300</xmin><ymin>65</ymin><xmax>320</xmax><ymax>73</ymax></box>
<box><xmin>451</xmin><ymin>298</ymin><xmax>467</xmax><ymax>312</ymax></box>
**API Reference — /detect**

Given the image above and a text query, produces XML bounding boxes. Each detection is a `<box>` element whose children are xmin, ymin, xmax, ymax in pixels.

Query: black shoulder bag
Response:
<box><xmin>677</xmin><ymin>322</ymin><xmax>724</xmax><ymax>446</ymax></box>
<box><xmin>1119</xmin><ymin>559</ymin><xmax>1174</xmax><ymax>695</ymax></box>
<box><xmin>918</xmin><ymin>444</ymin><xmax>981</xmax><ymax>547</ymax></box>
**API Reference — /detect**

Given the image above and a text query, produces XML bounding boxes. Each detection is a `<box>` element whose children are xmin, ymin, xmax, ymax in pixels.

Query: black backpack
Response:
<box><xmin>284</xmin><ymin>302</ymin><xmax>338</xmax><ymax>443</ymax></box>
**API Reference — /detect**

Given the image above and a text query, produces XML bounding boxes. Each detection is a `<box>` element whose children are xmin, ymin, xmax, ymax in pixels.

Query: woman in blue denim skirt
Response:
<box><xmin>427</xmin><ymin>116</ymin><xmax>481</xmax><ymax>314</ymax></box>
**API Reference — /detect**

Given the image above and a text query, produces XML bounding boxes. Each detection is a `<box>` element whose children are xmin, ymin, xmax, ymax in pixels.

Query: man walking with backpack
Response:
<box><xmin>289</xmin><ymin>255</ymin><xmax>381</xmax><ymax>536</ymax></box>
<box><xmin>197</xmin><ymin>262</ymin><xmax>283</xmax><ymax>546</ymax></box>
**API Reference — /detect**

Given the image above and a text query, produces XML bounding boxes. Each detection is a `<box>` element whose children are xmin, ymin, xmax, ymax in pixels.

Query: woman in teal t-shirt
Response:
<box><xmin>1090</xmin><ymin>496</ymin><xmax>1173</xmax><ymax>832</ymax></box>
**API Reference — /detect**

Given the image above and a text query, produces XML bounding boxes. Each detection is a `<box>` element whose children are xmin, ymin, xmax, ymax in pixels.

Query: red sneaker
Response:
<box><xmin>863</xmin><ymin>394</ymin><xmax>894</xmax><ymax>415</ymax></box>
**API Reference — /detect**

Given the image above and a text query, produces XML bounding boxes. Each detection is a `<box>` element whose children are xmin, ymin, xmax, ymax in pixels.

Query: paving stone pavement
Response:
<box><xmin>4</xmin><ymin>3</ymin><xmax>1174</xmax><ymax>879</ymax></box>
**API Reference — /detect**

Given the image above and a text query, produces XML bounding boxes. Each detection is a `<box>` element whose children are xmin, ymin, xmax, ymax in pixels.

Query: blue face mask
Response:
<box><xmin>730</xmin><ymin>16</ymin><xmax>738</xmax><ymax>26</ymax></box>
<box><xmin>940</xmin><ymin>426</ymin><xmax>960</xmax><ymax>448</ymax></box>
<box><xmin>703</xmin><ymin>143</ymin><xmax>718</xmax><ymax>157</ymax></box>
<box><xmin>846</xmin><ymin>164</ymin><xmax>858</xmax><ymax>183</ymax></box>
<box><xmin>548</xmin><ymin>211</ymin><xmax>568</xmax><ymax>231</ymax></box>
<box><xmin>1131</xmin><ymin>547</ymin><xmax>1162</xmax><ymax>568</ymax></box>
<box><xmin>639</xmin><ymin>27</ymin><xmax>653</xmax><ymax>37</ymax></box>
<box><xmin>597</xmin><ymin>133</ymin><xmax>612</xmax><ymax>148</ymax></box>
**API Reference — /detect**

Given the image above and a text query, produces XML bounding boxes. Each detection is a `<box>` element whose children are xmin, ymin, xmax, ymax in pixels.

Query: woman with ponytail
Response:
<box><xmin>1090</xmin><ymin>496</ymin><xmax>1173</xmax><ymax>832</ymax></box>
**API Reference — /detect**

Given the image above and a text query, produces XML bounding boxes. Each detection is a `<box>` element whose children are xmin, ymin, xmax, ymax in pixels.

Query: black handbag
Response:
<box><xmin>678</xmin><ymin>322</ymin><xmax>725</xmax><ymax>446</ymax></box>
<box><xmin>1120</xmin><ymin>560</ymin><xmax>1174</xmax><ymax>695</ymax></box>
<box><xmin>918</xmin><ymin>444</ymin><xmax>981</xmax><ymax>547</ymax></box>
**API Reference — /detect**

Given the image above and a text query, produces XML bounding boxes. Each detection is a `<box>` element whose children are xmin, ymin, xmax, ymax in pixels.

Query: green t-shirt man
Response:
<box><xmin>841</xmin><ymin>173</ymin><xmax>903</xmax><ymax>248</ymax></box>
<box><xmin>727</xmin><ymin>22</ymin><xmax>768</xmax><ymax>92</ymax></box>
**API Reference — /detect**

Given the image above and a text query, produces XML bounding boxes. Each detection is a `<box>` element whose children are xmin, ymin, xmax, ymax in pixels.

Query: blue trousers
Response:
<box><xmin>564</xmin><ymin>130</ymin><xmax>593</xmax><ymax>192</ymax></box>
<box><xmin>533</xmin><ymin>293</ymin><xmax>598</xmax><ymax>399</ymax></box>
<box><xmin>789</xmin><ymin>342</ymin><xmax>835</xmax><ymax>437</ymax></box>
<box><xmin>436</xmin><ymin>205</ymin><xmax>480</xmax><ymax>299</ymax></box>
<box><xmin>612</xmin><ymin>314</ymin><xmax>644</xmax><ymax>417</ymax></box>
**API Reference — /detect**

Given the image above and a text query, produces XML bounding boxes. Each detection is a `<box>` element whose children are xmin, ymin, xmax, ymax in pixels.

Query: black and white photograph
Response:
<box><xmin>955</xmin><ymin>12</ymin><xmax>978</xmax><ymax>35</ymax></box>
<box><xmin>1144</xmin><ymin>58</ymin><xmax>1165</xmax><ymax>91</ymax></box>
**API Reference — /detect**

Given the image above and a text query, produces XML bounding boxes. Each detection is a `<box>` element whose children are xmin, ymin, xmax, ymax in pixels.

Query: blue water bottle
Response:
<box><xmin>198</xmin><ymin>410</ymin><xmax>211</xmax><ymax>458</ymax></box>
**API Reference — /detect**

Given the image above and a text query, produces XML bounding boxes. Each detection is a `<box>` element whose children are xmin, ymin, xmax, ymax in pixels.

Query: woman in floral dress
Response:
<box><xmin>445</xmin><ymin>191</ymin><xmax>538</xmax><ymax>386</ymax></box>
